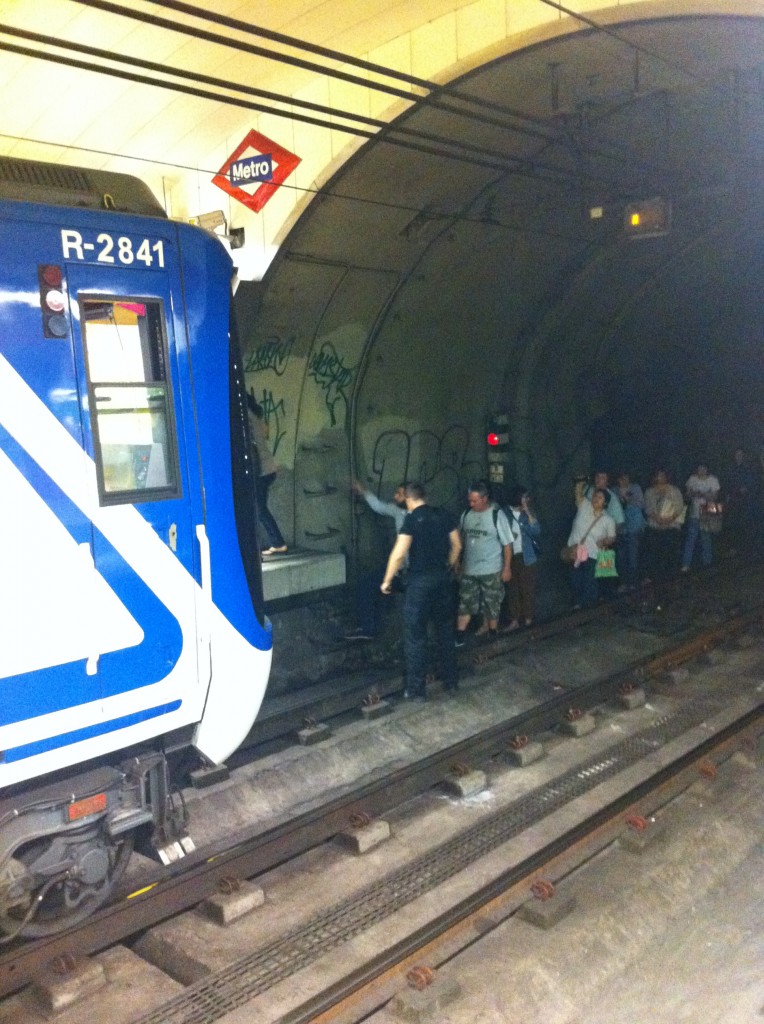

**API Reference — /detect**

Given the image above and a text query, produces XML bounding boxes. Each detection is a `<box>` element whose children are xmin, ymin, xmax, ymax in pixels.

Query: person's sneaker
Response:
<box><xmin>454</xmin><ymin>631</ymin><xmax>467</xmax><ymax>648</ymax></box>
<box><xmin>343</xmin><ymin>628</ymin><xmax>374</xmax><ymax>641</ymax></box>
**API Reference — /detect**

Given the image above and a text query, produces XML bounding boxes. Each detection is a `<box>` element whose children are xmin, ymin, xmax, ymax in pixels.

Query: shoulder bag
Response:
<box><xmin>560</xmin><ymin>518</ymin><xmax>596</xmax><ymax>564</ymax></box>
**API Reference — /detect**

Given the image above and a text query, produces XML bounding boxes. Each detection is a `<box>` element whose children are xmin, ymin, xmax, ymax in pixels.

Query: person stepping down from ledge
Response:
<box><xmin>248</xmin><ymin>394</ymin><xmax>288</xmax><ymax>559</ymax></box>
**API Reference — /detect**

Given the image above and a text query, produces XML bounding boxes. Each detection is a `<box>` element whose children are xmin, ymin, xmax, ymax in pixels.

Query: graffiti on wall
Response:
<box><xmin>249</xmin><ymin>388</ymin><xmax>288</xmax><ymax>457</ymax></box>
<box><xmin>369</xmin><ymin>425</ymin><xmax>483</xmax><ymax>507</ymax></box>
<box><xmin>245</xmin><ymin>335</ymin><xmax>294</xmax><ymax>375</ymax></box>
<box><xmin>308</xmin><ymin>342</ymin><xmax>355</xmax><ymax>427</ymax></box>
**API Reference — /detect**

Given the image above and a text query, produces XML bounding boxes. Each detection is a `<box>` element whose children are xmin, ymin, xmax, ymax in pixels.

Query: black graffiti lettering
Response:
<box><xmin>370</xmin><ymin>425</ymin><xmax>482</xmax><ymax>507</ymax></box>
<box><xmin>259</xmin><ymin>388</ymin><xmax>287</xmax><ymax>456</ymax></box>
<box><xmin>245</xmin><ymin>335</ymin><xmax>294</xmax><ymax>375</ymax></box>
<box><xmin>308</xmin><ymin>342</ymin><xmax>355</xmax><ymax>427</ymax></box>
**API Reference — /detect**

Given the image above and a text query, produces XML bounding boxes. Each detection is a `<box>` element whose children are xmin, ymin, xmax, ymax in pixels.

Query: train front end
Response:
<box><xmin>0</xmin><ymin>158</ymin><xmax>271</xmax><ymax>936</ymax></box>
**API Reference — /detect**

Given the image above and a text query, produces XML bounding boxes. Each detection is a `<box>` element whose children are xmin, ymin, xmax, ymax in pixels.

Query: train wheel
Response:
<box><xmin>0</xmin><ymin>824</ymin><xmax>134</xmax><ymax>939</ymax></box>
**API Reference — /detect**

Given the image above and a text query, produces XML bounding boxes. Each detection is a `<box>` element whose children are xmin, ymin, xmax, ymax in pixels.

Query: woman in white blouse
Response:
<box><xmin>567</xmin><ymin>488</ymin><xmax>616</xmax><ymax>608</ymax></box>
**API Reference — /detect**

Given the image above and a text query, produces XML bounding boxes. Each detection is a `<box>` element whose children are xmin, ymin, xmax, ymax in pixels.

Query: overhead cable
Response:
<box><xmin>0</xmin><ymin>28</ymin><xmax>643</xmax><ymax>193</ymax></box>
<box><xmin>136</xmin><ymin>0</ymin><xmax>558</xmax><ymax>132</ymax></box>
<box><xmin>0</xmin><ymin>129</ymin><xmax>599</xmax><ymax>248</ymax></box>
<box><xmin>534</xmin><ymin>0</ymin><xmax>709</xmax><ymax>85</ymax></box>
<box><xmin>72</xmin><ymin>0</ymin><xmax>579</xmax><ymax>146</ymax></box>
<box><xmin>68</xmin><ymin>0</ymin><xmax>676</xmax><ymax>186</ymax></box>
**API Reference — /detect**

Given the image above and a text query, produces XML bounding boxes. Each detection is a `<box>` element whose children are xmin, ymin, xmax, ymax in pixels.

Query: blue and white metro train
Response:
<box><xmin>0</xmin><ymin>157</ymin><xmax>272</xmax><ymax>937</ymax></box>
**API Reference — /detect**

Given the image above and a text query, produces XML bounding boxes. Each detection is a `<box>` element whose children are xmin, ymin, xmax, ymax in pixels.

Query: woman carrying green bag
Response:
<box><xmin>566</xmin><ymin>488</ymin><xmax>616</xmax><ymax>608</ymax></box>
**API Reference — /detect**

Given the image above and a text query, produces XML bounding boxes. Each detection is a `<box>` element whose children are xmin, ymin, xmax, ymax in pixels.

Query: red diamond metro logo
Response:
<box><xmin>213</xmin><ymin>130</ymin><xmax>301</xmax><ymax>214</ymax></box>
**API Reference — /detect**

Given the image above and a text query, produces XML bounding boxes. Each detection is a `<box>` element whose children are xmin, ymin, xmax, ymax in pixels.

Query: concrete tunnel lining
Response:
<box><xmin>238</xmin><ymin>9</ymin><xmax>764</xmax><ymax>577</ymax></box>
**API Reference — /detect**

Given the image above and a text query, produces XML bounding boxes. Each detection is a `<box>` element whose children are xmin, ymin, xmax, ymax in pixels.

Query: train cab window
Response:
<box><xmin>80</xmin><ymin>298</ymin><xmax>179</xmax><ymax>503</ymax></box>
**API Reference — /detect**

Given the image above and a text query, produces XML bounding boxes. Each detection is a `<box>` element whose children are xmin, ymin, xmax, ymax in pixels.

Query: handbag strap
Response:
<box><xmin>578</xmin><ymin>515</ymin><xmax>599</xmax><ymax>545</ymax></box>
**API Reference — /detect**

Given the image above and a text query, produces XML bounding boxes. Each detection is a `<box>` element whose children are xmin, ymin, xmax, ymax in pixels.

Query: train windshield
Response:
<box><xmin>80</xmin><ymin>299</ymin><xmax>180</xmax><ymax>503</ymax></box>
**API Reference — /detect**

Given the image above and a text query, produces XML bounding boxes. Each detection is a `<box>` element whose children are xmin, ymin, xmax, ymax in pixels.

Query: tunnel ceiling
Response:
<box><xmin>246</xmin><ymin>11</ymin><xmax>764</xmax><ymax>548</ymax></box>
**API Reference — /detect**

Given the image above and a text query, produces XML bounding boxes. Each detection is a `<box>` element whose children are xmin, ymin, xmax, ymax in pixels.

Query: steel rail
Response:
<box><xmin>245</xmin><ymin>570</ymin><xmax>725</xmax><ymax>750</ymax></box>
<box><xmin>0</xmin><ymin>609</ymin><xmax>760</xmax><ymax>998</ymax></box>
<box><xmin>279</xmin><ymin>708</ymin><xmax>763</xmax><ymax>1024</ymax></box>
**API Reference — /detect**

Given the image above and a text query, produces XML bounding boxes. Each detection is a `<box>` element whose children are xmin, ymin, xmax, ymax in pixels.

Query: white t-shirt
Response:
<box><xmin>685</xmin><ymin>474</ymin><xmax>720</xmax><ymax>518</ymax></box>
<box><xmin>568</xmin><ymin>500</ymin><xmax>616</xmax><ymax>560</ymax></box>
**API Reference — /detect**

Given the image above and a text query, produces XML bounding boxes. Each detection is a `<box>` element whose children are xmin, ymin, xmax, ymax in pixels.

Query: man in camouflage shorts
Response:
<box><xmin>455</xmin><ymin>481</ymin><xmax>513</xmax><ymax>645</ymax></box>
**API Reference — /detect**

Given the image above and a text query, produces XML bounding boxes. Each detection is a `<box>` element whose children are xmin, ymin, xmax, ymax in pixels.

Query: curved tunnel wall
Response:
<box><xmin>240</xmin><ymin>10</ymin><xmax>764</xmax><ymax>572</ymax></box>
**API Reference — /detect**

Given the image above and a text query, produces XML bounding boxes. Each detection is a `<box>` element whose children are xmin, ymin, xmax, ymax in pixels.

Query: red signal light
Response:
<box><xmin>37</xmin><ymin>264</ymin><xmax>69</xmax><ymax>338</ymax></box>
<box><xmin>487</xmin><ymin>432</ymin><xmax>500</xmax><ymax>447</ymax></box>
<box><xmin>41</xmin><ymin>264</ymin><xmax>63</xmax><ymax>288</ymax></box>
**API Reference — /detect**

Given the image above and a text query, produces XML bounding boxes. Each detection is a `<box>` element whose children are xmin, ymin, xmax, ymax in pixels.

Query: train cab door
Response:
<box><xmin>65</xmin><ymin>262</ymin><xmax>200</xmax><ymax>704</ymax></box>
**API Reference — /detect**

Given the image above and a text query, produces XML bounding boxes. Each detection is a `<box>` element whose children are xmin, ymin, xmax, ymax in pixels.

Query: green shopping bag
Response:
<box><xmin>595</xmin><ymin>548</ymin><xmax>617</xmax><ymax>578</ymax></box>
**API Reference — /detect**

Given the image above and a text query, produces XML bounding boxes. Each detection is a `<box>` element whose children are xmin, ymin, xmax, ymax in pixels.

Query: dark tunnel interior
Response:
<box><xmin>238</xmin><ymin>13</ymin><xmax>764</xmax><ymax>562</ymax></box>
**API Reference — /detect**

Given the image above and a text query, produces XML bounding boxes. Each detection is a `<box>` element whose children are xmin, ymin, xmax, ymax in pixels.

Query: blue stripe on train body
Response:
<box><xmin>0</xmin><ymin>197</ymin><xmax>271</xmax><ymax>782</ymax></box>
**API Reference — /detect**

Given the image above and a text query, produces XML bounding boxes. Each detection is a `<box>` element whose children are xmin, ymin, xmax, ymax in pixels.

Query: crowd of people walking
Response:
<box><xmin>346</xmin><ymin>448</ymin><xmax>761</xmax><ymax>700</ymax></box>
<box><xmin>564</xmin><ymin>450</ymin><xmax>762</xmax><ymax>607</ymax></box>
<box><xmin>347</xmin><ymin>477</ymin><xmax>542</xmax><ymax>700</ymax></box>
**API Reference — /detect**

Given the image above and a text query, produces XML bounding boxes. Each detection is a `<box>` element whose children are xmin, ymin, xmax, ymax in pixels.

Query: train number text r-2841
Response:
<box><xmin>61</xmin><ymin>230</ymin><xmax>166</xmax><ymax>268</ymax></box>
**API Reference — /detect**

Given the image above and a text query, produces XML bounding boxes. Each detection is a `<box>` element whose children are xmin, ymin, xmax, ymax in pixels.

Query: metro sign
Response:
<box><xmin>230</xmin><ymin>154</ymin><xmax>273</xmax><ymax>185</ymax></box>
<box><xmin>213</xmin><ymin>130</ymin><xmax>300</xmax><ymax>214</ymax></box>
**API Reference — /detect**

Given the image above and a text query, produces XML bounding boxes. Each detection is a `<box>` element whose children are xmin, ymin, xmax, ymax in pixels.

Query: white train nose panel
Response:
<box><xmin>1</xmin><ymin>449</ymin><xmax>143</xmax><ymax>679</ymax></box>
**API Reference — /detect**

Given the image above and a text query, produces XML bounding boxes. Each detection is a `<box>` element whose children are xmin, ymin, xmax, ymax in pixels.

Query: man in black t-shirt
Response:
<box><xmin>381</xmin><ymin>482</ymin><xmax>461</xmax><ymax>700</ymax></box>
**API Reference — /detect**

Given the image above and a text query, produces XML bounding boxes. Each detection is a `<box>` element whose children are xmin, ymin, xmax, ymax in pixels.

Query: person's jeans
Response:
<box><xmin>356</xmin><ymin>568</ymin><xmax>385</xmax><ymax>635</ymax></box>
<box><xmin>682</xmin><ymin>517</ymin><xmax>712</xmax><ymax>569</ymax></box>
<box><xmin>617</xmin><ymin>531</ymin><xmax>642</xmax><ymax>586</ymax></box>
<box><xmin>571</xmin><ymin>558</ymin><xmax>597</xmax><ymax>608</ymax></box>
<box><xmin>403</xmin><ymin>573</ymin><xmax>458</xmax><ymax>696</ymax></box>
<box><xmin>256</xmin><ymin>472</ymin><xmax>286</xmax><ymax>548</ymax></box>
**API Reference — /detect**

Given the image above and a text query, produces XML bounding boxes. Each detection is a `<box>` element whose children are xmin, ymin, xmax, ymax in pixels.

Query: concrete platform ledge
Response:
<box><xmin>261</xmin><ymin>550</ymin><xmax>345</xmax><ymax>601</ymax></box>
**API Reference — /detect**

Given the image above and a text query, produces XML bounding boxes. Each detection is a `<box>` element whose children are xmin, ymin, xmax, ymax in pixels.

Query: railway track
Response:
<box><xmin>276</xmin><ymin>708</ymin><xmax>763</xmax><ymax>1024</ymax></box>
<box><xmin>242</xmin><ymin>558</ymin><xmax>754</xmax><ymax>753</ymax></box>
<box><xmin>130</xmin><ymin>631</ymin><xmax>764</xmax><ymax>1024</ymax></box>
<box><xmin>1</xmin><ymin>598</ymin><xmax>762</xmax><ymax>1021</ymax></box>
